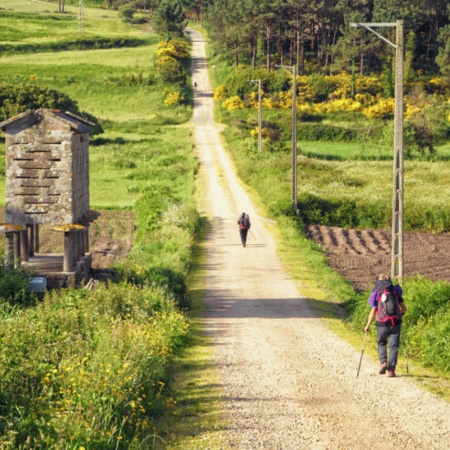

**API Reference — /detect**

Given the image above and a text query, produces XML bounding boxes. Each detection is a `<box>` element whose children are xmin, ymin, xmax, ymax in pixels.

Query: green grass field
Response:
<box><xmin>0</xmin><ymin>2</ymin><xmax>192</xmax><ymax>206</ymax></box>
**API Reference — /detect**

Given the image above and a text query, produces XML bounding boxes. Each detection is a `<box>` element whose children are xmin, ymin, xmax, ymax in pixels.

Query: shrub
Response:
<box><xmin>157</xmin><ymin>57</ymin><xmax>186</xmax><ymax>85</ymax></box>
<box><xmin>164</xmin><ymin>90</ymin><xmax>184</xmax><ymax>106</ymax></box>
<box><xmin>118</xmin><ymin>4</ymin><xmax>135</xmax><ymax>22</ymax></box>
<box><xmin>0</xmin><ymin>256</ymin><xmax>30</xmax><ymax>306</ymax></box>
<box><xmin>307</xmin><ymin>73</ymin><xmax>336</xmax><ymax>102</ymax></box>
<box><xmin>156</xmin><ymin>38</ymin><xmax>189</xmax><ymax>60</ymax></box>
<box><xmin>214</xmin><ymin>84</ymin><xmax>228</xmax><ymax>100</ymax></box>
<box><xmin>222</xmin><ymin>96</ymin><xmax>245</xmax><ymax>111</ymax></box>
<box><xmin>0</xmin><ymin>283</ymin><xmax>189</xmax><ymax>448</ymax></box>
<box><xmin>362</xmin><ymin>96</ymin><xmax>395</xmax><ymax>120</ymax></box>
<box><xmin>296</xmin><ymin>123</ymin><xmax>359</xmax><ymax>142</ymax></box>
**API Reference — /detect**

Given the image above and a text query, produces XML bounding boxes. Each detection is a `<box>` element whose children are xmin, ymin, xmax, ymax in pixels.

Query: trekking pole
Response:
<box><xmin>403</xmin><ymin>328</ymin><xmax>409</xmax><ymax>374</ymax></box>
<box><xmin>357</xmin><ymin>331</ymin><xmax>368</xmax><ymax>378</ymax></box>
<box><xmin>249</xmin><ymin>229</ymin><xmax>257</xmax><ymax>241</ymax></box>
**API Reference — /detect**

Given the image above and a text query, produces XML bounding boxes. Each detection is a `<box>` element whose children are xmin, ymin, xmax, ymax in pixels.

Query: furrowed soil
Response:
<box><xmin>187</xmin><ymin>27</ymin><xmax>450</xmax><ymax>449</ymax></box>
<box><xmin>306</xmin><ymin>225</ymin><xmax>450</xmax><ymax>292</ymax></box>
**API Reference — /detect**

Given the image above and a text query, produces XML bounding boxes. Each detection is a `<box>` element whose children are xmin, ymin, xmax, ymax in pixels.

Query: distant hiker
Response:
<box><xmin>237</xmin><ymin>212</ymin><xmax>251</xmax><ymax>247</ymax></box>
<box><xmin>193</xmin><ymin>81</ymin><xmax>197</xmax><ymax>91</ymax></box>
<box><xmin>364</xmin><ymin>274</ymin><xmax>407</xmax><ymax>377</ymax></box>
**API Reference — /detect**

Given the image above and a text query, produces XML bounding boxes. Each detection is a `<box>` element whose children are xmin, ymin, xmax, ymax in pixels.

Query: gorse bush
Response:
<box><xmin>156</xmin><ymin>39</ymin><xmax>189</xmax><ymax>88</ymax></box>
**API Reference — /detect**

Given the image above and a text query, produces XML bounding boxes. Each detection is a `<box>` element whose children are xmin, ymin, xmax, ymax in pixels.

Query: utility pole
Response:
<box><xmin>275</xmin><ymin>64</ymin><xmax>298</xmax><ymax>210</ymax></box>
<box><xmin>79</xmin><ymin>0</ymin><xmax>84</xmax><ymax>34</ymax></box>
<box><xmin>350</xmin><ymin>20</ymin><xmax>404</xmax><ymax>280</ymax></box>
<box><xmin>249</xmin><ymin>79</ymin><xmax>262</xmax><ymax>153</ymax></box>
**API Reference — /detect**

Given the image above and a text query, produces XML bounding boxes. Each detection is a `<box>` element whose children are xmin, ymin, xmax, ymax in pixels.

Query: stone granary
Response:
<box><xmin>0</xmin><ymin>109</ymin><xmax>96</xmax><ymax>286</ymax></box>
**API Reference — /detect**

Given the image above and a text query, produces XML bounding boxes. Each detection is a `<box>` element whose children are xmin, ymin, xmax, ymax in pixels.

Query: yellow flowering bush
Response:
<box><xmin>248</xmin><ymin>90</ymin><xmax>267</xmax><ymax>108</ymax></box>
<box><xmin>405</xmin><ymin>103</ymin><xmax>422</xmax><ymax>120</ymax></box>
<box><xmin>362</xmin><ymin>96</ymin><xmax>395</xmax><ymax>119</ymax></box>
<box><xmin>277</xmin><ymin>90</ymin><xmax>293</xmax><ymax>109</ymax></box>
<box><xmin>262</xmin><ymin>96</ymin><xmax>278</xmax><ymax>109</ymax></box>
<box><xmin>355</xmin><ymin>75</ymin><xmax>383</xmax><ymax>95</ymax></box>
<box><xmin>250</xmin><ymin>126</ymin><xmax>279</xmax><ymax>142</ymax></box>
<box><xmin>214</xmin><ymin>84</ymin><xmax>228</xmax><ymax>100</ymax></box>
<box><xmin>317</xmin><ymin>98</ymin><xmax>363</xmax><ymax>114</ymax></box>
<box><xmin>222</xmin><ymin>95</ymin><xmax>245</xmax><ymax>110</ymax></box>
<box><xmin>164</xmin><ymin>90</ymin><xmax>184</xmax><ymax>106</ymax></box>
<box><xmin>156</xmin><ymin>39</ymin><xmax>189</xmax><ymax>59</ymax></box>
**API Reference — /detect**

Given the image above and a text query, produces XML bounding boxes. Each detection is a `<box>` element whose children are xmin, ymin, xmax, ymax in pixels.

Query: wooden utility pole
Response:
<box><xmin>275</xmin><ymin>65</ymin><xmax>298</xmax><ymax>210</ymax></box>
<box><xmin>350</xmin><ymin>21</ymin><xmax>404</xmax><ymax>280</ymax></box>
<box><xmin>249</xmin><ymin>79</ymin><xmax>262</xmax><ymax>153</ymax></box>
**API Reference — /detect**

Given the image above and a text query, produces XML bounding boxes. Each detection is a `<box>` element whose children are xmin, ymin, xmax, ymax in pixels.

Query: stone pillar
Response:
<box><xmin>34</xmin><ymin>224</ymin><xmax>40</xmax><ymax>253</ymax></box>
<box><xmin>5</xmin><ymin>232</ymin><xmax>14</xmax><ymax>271</ymax></box>
<box><xmin>13</xmin><ymin>232</ymin><xmax>21</xmax><ymax>268</ymax></box>
<box><xmin>64</xmin><ymin>231</ymin><xmax>74</xmax><ymax>272</ymax></box>
<box><xmin>85</xmin><ymin>223</ymin><xmax>90</xmax><ymax>252</ymax></box>
<box><xmin>20</xmin><ymin>230</ymin><xmax>29</xmax><ymax>262</ymax></box>
<box><xmin>28</xmin><ymin>225</ymin><xmax>34</xmax><ymax>257</ymax></box>
<box><xmin>79</xmin><ymin>228</ymin><xmax>85</xmax><ymax>256</ymax></box>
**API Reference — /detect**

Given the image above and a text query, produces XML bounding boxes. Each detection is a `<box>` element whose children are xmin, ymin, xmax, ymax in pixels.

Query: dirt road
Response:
<box><xmin>187</xmin><ymin>28</ymin><xmax>450</xmax><ymax>449</ymax></box>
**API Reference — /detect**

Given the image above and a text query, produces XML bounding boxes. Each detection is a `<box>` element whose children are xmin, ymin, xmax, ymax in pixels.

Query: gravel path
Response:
<box><xmin>187</xmin><ymin>28</ymin><xmax>450</xmax><ymax>450</ymax></box>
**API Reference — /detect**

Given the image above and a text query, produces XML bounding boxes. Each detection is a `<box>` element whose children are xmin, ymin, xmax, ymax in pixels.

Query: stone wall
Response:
<box><xmin>2</xmin><ymin>110</ymin><xmax>90</xmax><ymax>226</ymax></box>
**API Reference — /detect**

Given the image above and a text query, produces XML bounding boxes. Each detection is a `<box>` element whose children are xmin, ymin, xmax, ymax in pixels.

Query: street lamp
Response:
<box><xmin>249</xmin><ymin>79</ymin><xmax>262</xmax><ymax>153</ymax></box>
<box><xmin>275</xmin><ymin>64</ymin><xmax>297</xmax><ymax>210</ymax></box>
<box><xmin>350</xmin><ymin>20</ymin><xmax>404</xmax><ymax>280</ymax></box>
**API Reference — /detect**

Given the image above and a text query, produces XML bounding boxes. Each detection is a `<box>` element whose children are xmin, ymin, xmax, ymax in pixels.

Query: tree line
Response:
<box><xmin>202</xmin><ymin>0</ymin><xmax>449</xmax><ymax>80</ymax></box>
<box><xmin>113</xmin><ymin>0</ymin><xmax>450</xmax><ymax>86</ymax></box>
<box><xmin>51</xmin><ymin>1</ymin><xmax>450</xmax><ymax>85</ymax></box>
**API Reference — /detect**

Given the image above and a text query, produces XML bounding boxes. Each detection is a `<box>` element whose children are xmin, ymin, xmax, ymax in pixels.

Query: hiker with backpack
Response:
<box><xmin>364</xmin><ymin>274</ymin><xmax>407</xmax><ymax>377</ymax></box>
<box><xmin>237</xmin><ymin>212</ymin><xmax>251</xmax><ymax>247</ymax></box>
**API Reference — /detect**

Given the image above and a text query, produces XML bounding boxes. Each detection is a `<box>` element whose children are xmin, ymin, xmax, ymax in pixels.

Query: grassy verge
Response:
<box><xmin>150</xmin><ymin>134</ymin><xmax>227</xmax><ymax>449</ymax></box>
<box><xmin>152</xmin><ymin>218</ymin><xmax>226</xmax><ymax>450</ymax></box>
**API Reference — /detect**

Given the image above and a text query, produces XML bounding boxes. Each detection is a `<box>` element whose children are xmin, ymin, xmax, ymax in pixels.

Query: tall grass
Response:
<box><xmin>0</xmin><ymin>284</ymin><xmax>189</xmax><ymax>449</ymax></box>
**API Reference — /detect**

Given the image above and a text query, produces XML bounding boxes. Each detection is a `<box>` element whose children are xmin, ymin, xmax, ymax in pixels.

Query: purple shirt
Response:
<box><xmin>368</xmin><ymin>284</ymin><xmax>403</xmax><ymax>309</ymax></box>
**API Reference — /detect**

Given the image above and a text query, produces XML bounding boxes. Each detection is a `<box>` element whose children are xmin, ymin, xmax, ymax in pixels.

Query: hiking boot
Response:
<box><xmin>243</xmin><ymin>243</ymin><xmax>246</xmax><ymax>247</ymax></box>
<box><xmin>379</xmin><ymin>362</ymin><xmax>388</xmax><ymax>375</ymax></box>
<box><xmin>387</xmin><ymin>369</ymin><xmax>396</xmax><ymax>378</ymax></box>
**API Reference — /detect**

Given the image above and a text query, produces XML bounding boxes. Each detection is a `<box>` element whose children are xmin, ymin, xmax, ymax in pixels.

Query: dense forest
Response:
<box><xmin>203</xmin><ymin>0</ymin><xmax>450</xmax><ymax>79</ymax></box>
<box><xmin>66</xmin><ymin>0</ymin><xmax>450</xmax><ymax>83</ymax></box>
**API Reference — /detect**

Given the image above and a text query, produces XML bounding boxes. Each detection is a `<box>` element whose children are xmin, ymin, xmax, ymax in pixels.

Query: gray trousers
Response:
<box><xmin>377</xmin><ymin>323</ymin><xmax>401</xmax><ymax>370</ymax></box>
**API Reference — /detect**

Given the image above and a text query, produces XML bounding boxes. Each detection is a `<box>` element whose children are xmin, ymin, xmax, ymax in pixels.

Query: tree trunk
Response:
<box><xmin>266</xmin><ymin>22</ymin><xmax>272</xmax><ymax>72</ymax></box>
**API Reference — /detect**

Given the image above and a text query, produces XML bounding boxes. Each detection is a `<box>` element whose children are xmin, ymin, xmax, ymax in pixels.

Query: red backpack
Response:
<box><xmin>240</xmin><ymin>214</ymin><xmax>250</xmax><ymax>229</ymax></box>
<box><xmin>377</xmin><ymin>286</ymin><xmax>402</xmax><ymax>326</ymax></box>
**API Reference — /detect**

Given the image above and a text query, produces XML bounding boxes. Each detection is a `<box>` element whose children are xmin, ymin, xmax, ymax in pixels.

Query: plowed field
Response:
<box><xmin>307</xmin><ymin>224</ymin><xmax>450</xmax><ymax>291</ymax></box>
